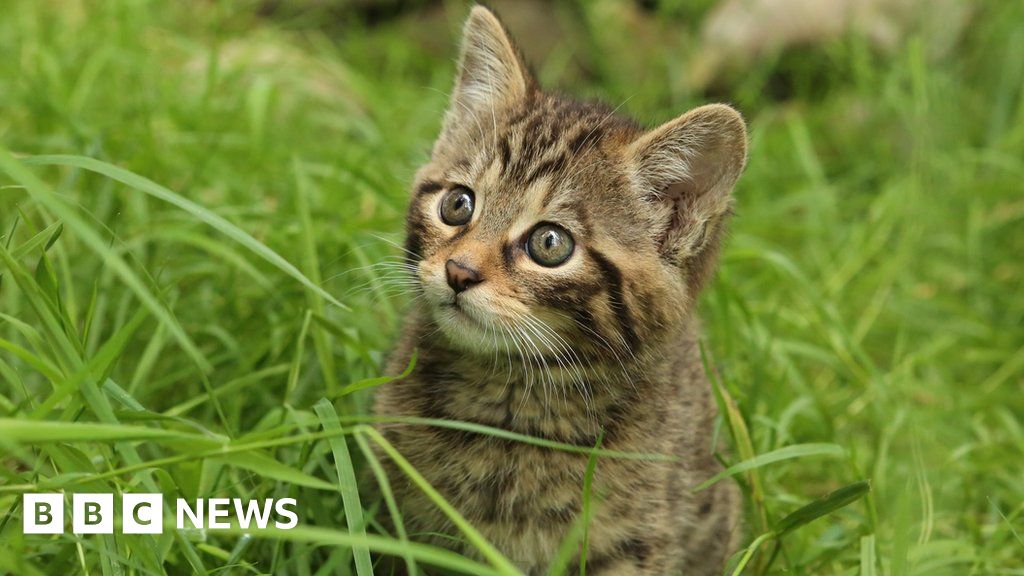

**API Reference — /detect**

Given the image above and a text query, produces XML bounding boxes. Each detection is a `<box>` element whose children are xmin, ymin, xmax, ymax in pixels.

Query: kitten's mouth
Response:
<box><xmin>435</xmin><ymin>300</ymin><xmax>491</xmax><ymax>342</ymax></box>
<box><xmin>441</xmin><ymin>300</ymin><xmax>479</xmax><ymax>323</ymax></box>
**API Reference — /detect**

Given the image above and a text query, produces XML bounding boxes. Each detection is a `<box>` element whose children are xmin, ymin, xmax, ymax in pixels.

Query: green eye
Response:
<box><xmin>439</xmin><ymin>186</ymin><xmax>475</xmax><ymax>226</ymax></box>
<box><xmin>527</xmin><ymin>223</ymin><xmax>574</xmax><ymax>267</ymax></box>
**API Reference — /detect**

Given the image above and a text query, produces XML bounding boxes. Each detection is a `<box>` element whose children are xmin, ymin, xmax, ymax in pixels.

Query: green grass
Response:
<box><xmin>1</xmin><ymin>1</ymin><xmax>1023</xmax><ymax>574</ymax></box>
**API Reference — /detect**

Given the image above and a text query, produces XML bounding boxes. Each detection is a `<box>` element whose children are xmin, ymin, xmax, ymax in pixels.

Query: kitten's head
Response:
<box><xmin>404</xmin><ymin>6</ymin><xmax>747</xmax><ymax>362</ymax></box>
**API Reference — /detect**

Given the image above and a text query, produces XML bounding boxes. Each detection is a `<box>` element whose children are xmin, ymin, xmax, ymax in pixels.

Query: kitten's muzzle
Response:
<box><xmin>445</xmin><ymin>259</ymin><xmax>483</xmax><ymax>294</ymax></box>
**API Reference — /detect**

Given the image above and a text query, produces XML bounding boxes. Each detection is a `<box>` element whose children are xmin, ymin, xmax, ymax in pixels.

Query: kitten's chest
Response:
<box><xmin>392</xmin><ymin>374</ymin><xmax>597</xmax><ymax>524</ymax></box>
<box><xmin>375</xmin><ymin>365</ymin><xmax>669</xmax><ymax>572</ymax></box>
<box><xmin>430</xmin><ymin>369</ymin><xmax>611</xmax><ymax>444</ymax></box>
<box><xmin>408</xmin><ymin>432</ymin><xmax>589</xmax><ymax>569</ymax></box>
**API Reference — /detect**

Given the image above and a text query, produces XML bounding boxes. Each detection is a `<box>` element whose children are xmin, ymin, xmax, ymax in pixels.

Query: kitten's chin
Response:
<box><xmin>430</xmin><ymin>303</ymin><xmax>499</xmax><ymax>353</ymax></box>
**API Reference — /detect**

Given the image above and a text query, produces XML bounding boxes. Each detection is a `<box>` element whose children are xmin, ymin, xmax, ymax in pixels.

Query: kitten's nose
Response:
<box><xmin>445</xmin><ymin>259</ymin><xmax>482</xmax><ymax>294</ymax></box>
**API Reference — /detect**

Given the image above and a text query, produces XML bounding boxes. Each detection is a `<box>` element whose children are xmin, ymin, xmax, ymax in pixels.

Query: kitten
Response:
<box><xmin>372</xmin><ymin>6</ymin><xmax>747</xmax><ymax>575</ymax></box>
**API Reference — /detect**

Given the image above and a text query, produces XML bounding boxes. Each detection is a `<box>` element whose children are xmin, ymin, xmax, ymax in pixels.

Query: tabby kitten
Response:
<box><xmin>372</xmin><ymin>6</ymin><xmax>747</xmax><ymax>575</ymax></box>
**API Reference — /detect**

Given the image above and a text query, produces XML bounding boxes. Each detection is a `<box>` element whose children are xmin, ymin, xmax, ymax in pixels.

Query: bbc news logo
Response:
<box><xmin>23</xmin><ymin>494</ymin><xmax>298</xmax><ymax>534</ymax></box>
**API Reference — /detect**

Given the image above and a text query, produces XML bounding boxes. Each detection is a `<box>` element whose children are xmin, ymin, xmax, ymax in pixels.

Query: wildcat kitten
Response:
<box><xmin>372</xmin><ymin>6</ymin><xmax>747</xmax><ymax>575</ymax></box>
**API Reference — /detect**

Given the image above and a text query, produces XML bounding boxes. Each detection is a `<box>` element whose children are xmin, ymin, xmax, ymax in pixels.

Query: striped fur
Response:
<box><xmin>373</xmin><ymin>6</ymin><xmax>748</xmax><ymax>575</ymax></box>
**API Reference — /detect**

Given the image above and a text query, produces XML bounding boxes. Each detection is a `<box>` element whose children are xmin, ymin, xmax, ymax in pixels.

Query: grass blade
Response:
<box><xmin>0</xmin><ymin>147</ymin><xmax>213</xmax><ymax>374</ymax></box>
<box><xmin>0</xmin><ymin>418</ymin><xmax>190</xmax><ymax>443</ymax></box>
<box><xmin>218</xmin><ymin>525</ymin><xmax>503</xmax><ymax>576</ymax></box>
<box><xmin>694</xmin><ymin>443</ymin><xmax>847</xmax><ymax>491</ymax></box>
<box><xmin>23</xmin><ymin>154</ymin><xmax>349</xmax><ymax>311</ymax></box>
<box><xmin>294</xmin><ymin>159</ymin><xmax>339</xmax><ymax>395</ymax></box>
<box><xmin>860</xmin><ymin>534</ymin><xmax>878</xmax><ymax>576</ymax></box>
<box><xmin>579</xmin><ymin>431</ymin><xmax>604</xmax><ymax>576</ymax></box>
<box><xmin>353</xmin><ymin>430</ymin><xmax>419</xmax><ymax>576</ymax></box>
<box><xmin>214</xmin><ymin>451</ymin><xmax>336</xmax><ymax>492</ymax></box>
<box><xmin>314</xmin><ymin>398</ymin><xmax>374</xmax><ymax>576</ymax></box>
<box><xmin>354</xmin><ymin>425</ymin><xmax>521</xmax><ymax>576</ymax></box>
<box><xmin>774</xmin><ymin>480</ymin><xmax>871</xmax><ymax>536</ymax></box>
<box><xmin>335</xmin><ymin>349</ymin><xmax>417</xmax><ymax>398</ymax></box>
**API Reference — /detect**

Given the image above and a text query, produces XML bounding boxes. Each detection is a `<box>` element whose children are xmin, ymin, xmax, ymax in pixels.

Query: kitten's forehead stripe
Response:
<box><xmin>416</xmin><ymin>180</ymin><xmax>444</xmax><ymax>196</ymax></box>
<box><xmin>587</xmin><ymin>247</ymin><xmax>641</xmax><ymax>352</ymax></box>
<box><xmin>498</xmin><ymin>137</ymin><xmax>512</xmax><ymax>170</ymax></box>
<box><xmin>568</xmin><ymin>125</ymin><xmax>605</xmax><ymax>155</ymax></box>
<box><xmin>574</xmin><ymin>206</ymin><xmax>593</xmax><ymax>238</ymax></box>
<box><xmin>492</xmin><ymin>96</ymin><xmax>635</xmax><ymax>192</ymax></box>
<box><xmin>523</xmin><ymin>152</ymin><xmax>569</xmax><ymax>189</ymax></box>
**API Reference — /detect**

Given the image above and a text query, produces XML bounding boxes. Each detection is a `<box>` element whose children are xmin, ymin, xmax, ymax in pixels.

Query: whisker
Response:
<box><xmin>369</xmin><ymin>233</ymin><xmax>423</xmax><ymax>261</ymax></box>
<box><xmin>524</xmin><ymin>317</ymin><xmax>589</xmax><ymax>403</ymax></box>
<box><xmin>519</xmin><ymin>314</ymin><xmax>591</xmax><ymax>414</ymax></box>
<box><xmin>517</xmin><ymin>316</ymin><xmax>570</xmax><ymax>412</ymax></box>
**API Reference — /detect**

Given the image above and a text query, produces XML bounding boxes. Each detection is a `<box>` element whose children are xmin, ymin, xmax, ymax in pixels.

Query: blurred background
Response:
<box><xmin>1</xmin><ymin>1</ymin><xmax>1022</xmax><ymax>574</ymax></box>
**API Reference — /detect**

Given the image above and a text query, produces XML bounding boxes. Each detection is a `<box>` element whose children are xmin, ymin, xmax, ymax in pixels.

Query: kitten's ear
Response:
<box><xmin>443</xmin><ymin>6</ymin><xmax>532</xmax><ymax>133</ymax></box>
<box><xmin>626</xmin><ymin>104</ymin><xmax>747</xmax><ymax>267</ymax></box>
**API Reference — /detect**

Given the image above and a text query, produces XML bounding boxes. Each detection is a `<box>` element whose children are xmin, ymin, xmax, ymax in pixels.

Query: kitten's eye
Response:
<box><xmin>527</xmin><ymin>223</ymin><xmax>574</xmax><ymax>267</ymax></box>
<box><xmin>439</xmin><ymin>186</ymin><xmax>475</xmax><ymax>226</ymax></box>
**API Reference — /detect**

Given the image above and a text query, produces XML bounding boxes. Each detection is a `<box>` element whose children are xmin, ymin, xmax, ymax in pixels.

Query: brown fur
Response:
<box><xmin>372</xmin><ymin>6</ymin><xmax>748</xmax><ymax>575</ymax></box>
